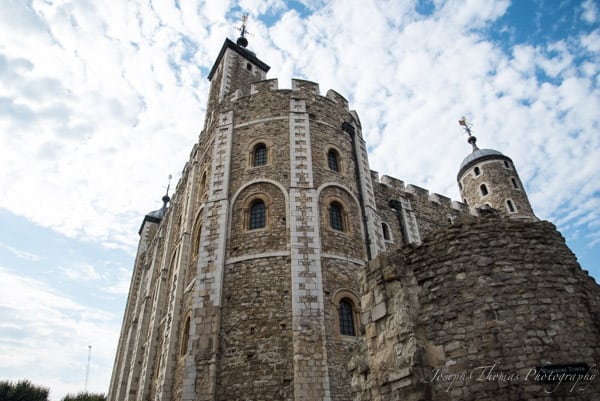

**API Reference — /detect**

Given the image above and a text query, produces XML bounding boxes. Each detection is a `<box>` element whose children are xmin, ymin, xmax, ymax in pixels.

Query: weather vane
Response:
<box><xmin>458</xmin><ymin>116</ymin><xmax>473</xmax><ymax>137</ymax></box>
<box><xmin>235</xmin><ymin>14</ymin><xmax>250</xmax><ymax>47</ymax></box>
<box><xmin>458</xmin><ymin>116</ymin><xmax>479</xmax><ymax>150</ymax></box>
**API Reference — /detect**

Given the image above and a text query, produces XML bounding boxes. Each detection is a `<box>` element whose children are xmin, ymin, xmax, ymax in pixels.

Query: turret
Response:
<box><xmin>456</xmin><ymin>117</ymin><xmax>536</xmax><ymax>219</ymax></box>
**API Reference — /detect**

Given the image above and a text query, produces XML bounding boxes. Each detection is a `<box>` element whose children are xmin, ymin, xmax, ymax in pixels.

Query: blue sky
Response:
<box><xmin>0</xmin><ymin>0</ymin><xmax>598</xmax><ymax>399</ymax></box>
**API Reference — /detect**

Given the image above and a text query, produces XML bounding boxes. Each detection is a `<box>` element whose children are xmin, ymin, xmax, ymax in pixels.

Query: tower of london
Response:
<box><xmin>108</xmin><ymin>34</ymin><xmax>600</xmax><ymax>401</ymax></box>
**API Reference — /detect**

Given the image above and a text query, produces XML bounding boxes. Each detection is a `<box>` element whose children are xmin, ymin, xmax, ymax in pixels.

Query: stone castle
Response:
<box><xmin>108</xmin><ymin>35</ymin><xmax>600</xmax><ymax>401</ymax></box>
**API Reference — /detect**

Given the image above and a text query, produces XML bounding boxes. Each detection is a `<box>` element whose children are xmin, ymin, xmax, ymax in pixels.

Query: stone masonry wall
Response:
<box><xmin>459</xmin><ymin>158</ymin><xmax>534</xmax><ymax>218</ymax></box>
<box><xmin>372</xmin><ymin>172</ymin><xmax>475</xmax><ymax>252</ymax></box>
<box><xmin>352</xmin><ymin>217</ymin><xmax>600</xmax><ymax>401</ymax></box>
<box><xmin>217</xmin><ymin>256</ymin><xmax>294</xmax><ymax>400</ymax></box>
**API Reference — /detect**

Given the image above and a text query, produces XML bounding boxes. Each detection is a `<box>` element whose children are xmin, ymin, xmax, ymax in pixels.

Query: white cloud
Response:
<box><xmin>103</xmin><ymin>267</ymin><xmax>132</xmax><ymax>295</ymax></box>
<box><xmin>0</xmin><ymin>241</ymin><xmax>41</xmax><ymax>262</ymax></box>
<box><xmin>0</xmin><ymin>0</ymin><xmax>599</xmax><ymax>398</ymax></box>
<box><xmin>59</xmin><ymin>263</ymin><xmax>102</xmax><ymax>281</ymax></box>
<box><xmin>581</xmin><ymin>0</ymin><xmax>598</xmax><ymax>24</ymax></box>
<box><xmin>0</xmin><ymin>267</ymin><xmax>119</xmax><ymax>400</ymax></box>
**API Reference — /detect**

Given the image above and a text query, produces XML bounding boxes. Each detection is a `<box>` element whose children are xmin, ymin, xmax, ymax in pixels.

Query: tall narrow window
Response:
<box><xmin>474</xmin><ymin>166</ymin><xmax>481</xmax><ymax>176</ymax></box>
<box><xmin>480</xmin><ymin>184</ymin><xmax>488</xmax><ymax>196</ymax></box>
<box><xmin>192</xmin><ymin>221</ymin><xmax>202</xmax><ymax>258</ymax></box>
<box><xmin>511</xmin><ymin>178</ymin><xmax>519</xmax><ymax>189</ymax></box>
<box><xmin>180</xmin><ymin>316</ymin><xmax>190</xmax><ymax>356</ymax></box>
<box><xmin>329</xmin><ymin>202</ymin><xmax>344</xmax><ymax>231</ymax></box>
<box><xmin>506</xmin><ymin>199</ymin><xmax>516</xmax><ymax>213</ymax></box>
<box><xmin>253</xmin><ymin>144</ymin><xmax>267</xmax><ymax>167</ymax></box>
<box><xmin>199</xmin><ymin>172</ymin><xmax>207</xmax><ymax>200</ymax></box>
<box><xmin>382</xmin><ymin>223</ymin><xmax>390</xmax><ymax>241</ymax></box>
<box><xmin>339</xmin><ymin>299</ymin><xmax>355</xmax><ymax>336</ymax></box>
<box><xmin>249</xmin><ymin>200</ymin><xmax>266</xmax><ymax>229</ymax></box>
<box><xmin>327</xmin><ymin>149</ymin><xmax>339</xmax><ymax>172</ymax></box>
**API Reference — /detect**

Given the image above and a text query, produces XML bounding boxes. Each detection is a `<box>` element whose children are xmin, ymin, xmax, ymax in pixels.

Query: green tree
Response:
<box><xmin>61</xmin><ymin>392</ymin><xmax>106</xmax><ymax>401</ymax></box>
<box><xmin>0</xmin><ymin>379</ymin><xmax>50</xmax><ymax>401</ymax></box>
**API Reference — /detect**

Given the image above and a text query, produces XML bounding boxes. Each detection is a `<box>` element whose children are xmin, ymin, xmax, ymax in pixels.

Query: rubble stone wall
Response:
<box><xmin>352</xmin><ymin>217</ymin><xmax>600</xmax><ymax>401</ymax></box>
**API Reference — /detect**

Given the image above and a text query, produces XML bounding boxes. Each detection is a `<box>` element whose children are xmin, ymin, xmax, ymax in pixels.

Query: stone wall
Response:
<box><xmin>352</xmin><ymin>217</ymin><xmax>600</xmax><ymax>401</ymax></box>
<box><xmin>372</xmin><ymin>173</ymin><xmax>475</xmax><ymax>252</ymax></box>
<box><xmin>459</xmin><ymin>158</ymin><xmax>534</xmax><ymax>219</ymax></box>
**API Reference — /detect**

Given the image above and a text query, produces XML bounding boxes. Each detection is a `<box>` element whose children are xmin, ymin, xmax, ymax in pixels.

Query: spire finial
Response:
<box><xmin>236</xmin><ymin>14</ymin><xmax>250</xmax><ymax>48</ymax></box>
<box><xmin>459</xmin><ymin>116</ymin><xmax>479</xmax><ymax>151</ymax></box>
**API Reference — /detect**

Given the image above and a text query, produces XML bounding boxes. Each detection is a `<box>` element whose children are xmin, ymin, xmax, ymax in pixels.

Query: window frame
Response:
<box><xmin>329</xmin><ymin>202</ymin><xmax>344</xmax><ymax>231</ymax></box>
<box><xmin>480</xmin><ymin>183</ymin><xmax>489</xmax><ymax>197</ymax></box>
<box><xmin>506</xmin><ymin>199</ymin><xmax>517</xmax><ymax>213</ymax></box>
<box><xmin>338</xmin><ymin>299</ymin><xmax>356</xmax><ymax>336</ymax></box>
<box><xmin>252</xmin><ymin>143</ymin><xmax>268</xmax><ymax>167</ymax></box>
<box><xmin>382</xmin><ymin>222</ymin><xmax>392</xmax><ymax>241</ymax></box>
<box><xmin>327</xmin><ymin>148</ymin><xmax>340</xmax><ymax>172</ymax></box>
<box><xmin>249</xmin><ymin>199</ymin><xmax>267</xmax><ymax>230</ymax></box>
<box><xmin>180</xmin><ymin>315</ymin><xmax>191</xmax><ymax>357</ymax></box>
<box><xmin>332</xmin><ymin>289</ymin><xmax>360</xmax><ymax>339</ymax></box>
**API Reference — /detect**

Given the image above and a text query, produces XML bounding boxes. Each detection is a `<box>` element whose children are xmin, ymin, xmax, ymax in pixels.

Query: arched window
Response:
<box><xmin>253</xmin><ymin>143</ymin><xmax>267</xmax><ymax>167</ymax></box>
<box><xmin>511</xmin><ymin>177</ymin><xmax>519</xmax><ymax>189</ymax></box>
<box><xmin>329</xmin><ymin>202</ymin><xmax>344</xmax><ymax>231</ymax></box>
<box><xmin>327</xmin><ymin>149</ymin><xmax>339</xmax><ymax>172</ymax></box>
<box><xmin>180</xmin><ymin>316</ymin><xmax>190</xmax><ymax>356</ymax></box>
<box><xmin>382</xmin><ymin>223</ymin><xmax>390</xmax><ymax>241</ymax></box>
<box><xmin>198</xmin><ymin>172</ymin><xmax>207</xmax><ymax>201</ymax></box>
<box><xmin>474</xmin><ymin>166</ymin><xmax>481</xmax><ymax>176</ymax></box>
<box><xmin>504</xmin><ymin>160</ymin><xmax>512</xmax><ymax>169</ymax></box>
<box><xmin>338</xmin><ymin>299</ymin><xmax>356</xmax><ymax>336</ymax></box>
<box><xmin>192</xmin><ymin>221</ymin><xmax>202</xmax><ymax>258</ymax></box>
<box><xmin>249</xmin><ymin>200</ymin><xmax>266</xmax><ymax>229</ymax></box>
<box><xmin>480</xmin><ymin>184</ymin><xmax>489</xmax><ymax>196</ymax></box>
<box><xmin>506</xmin><ymin>199</ymin><xmax>516</xmax><ymax>213</ymax></box>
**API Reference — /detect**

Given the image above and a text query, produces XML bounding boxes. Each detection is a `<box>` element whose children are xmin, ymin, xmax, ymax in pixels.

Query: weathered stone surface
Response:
<box><xmin>108</xmin><ymin>37</ymin><xmax>600</xmax><ymax>401</ymax></box>
<box><xmin>351</xmin><ymin>218</ymin><xmax>600</xmax><ymax>401</ymax></box>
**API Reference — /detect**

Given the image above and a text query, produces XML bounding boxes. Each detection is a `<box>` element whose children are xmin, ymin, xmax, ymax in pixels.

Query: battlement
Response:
<box><xmin>373</xmin><ymin>171</ymin><xmax>476</xmax><ymax>216</ymax></box>
<box><xmin>224</xmin><ymin>78</ymin><xmax>350</xmax><ymax>112</ymax></box>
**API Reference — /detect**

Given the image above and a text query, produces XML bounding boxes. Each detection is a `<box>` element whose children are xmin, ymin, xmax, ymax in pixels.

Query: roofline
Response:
<box><xmin>457</xmin><ymin>153</ymin><xmax>513</xmax><ymax>180</ymax></box>
<box><xmin>207</xmin><ymin>38</ymin><xmax>271</xmax><ymax>81</ymax></box>
<box><xmin>138</xmin><ymin>214</ymin><xmax>162</xmax><ymax>235</ymax></box>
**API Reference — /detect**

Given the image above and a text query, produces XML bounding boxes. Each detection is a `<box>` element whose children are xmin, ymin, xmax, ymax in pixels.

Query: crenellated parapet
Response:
<box><xmin>372</xmin><ymin>171</ymin><xmax>479</xmax><ymax>250</ymax></box>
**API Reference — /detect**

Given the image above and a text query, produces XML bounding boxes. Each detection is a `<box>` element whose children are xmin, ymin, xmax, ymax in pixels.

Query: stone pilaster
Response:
<box><xmin>289</xmin><ymin>98</ymin><xmax>331</xmax><ymax>401</ymax></box>
<box><xmin>184</xmin><ymin>110</ymin><xmax>234</xmax><ymax>401</ymax></box>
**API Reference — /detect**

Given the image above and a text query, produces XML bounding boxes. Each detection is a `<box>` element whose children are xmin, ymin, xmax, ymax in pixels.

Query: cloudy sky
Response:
<box><xmin>0</xmin><ymin>0</ymin><xmax>598</xmax><ymax>399</ymax></box>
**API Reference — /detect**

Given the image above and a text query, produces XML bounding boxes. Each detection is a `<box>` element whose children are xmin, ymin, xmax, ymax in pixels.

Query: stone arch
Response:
<box><xmin>331</xmin><ymin>289</ymin><xmax>361</xmax><ymax>338</ymax></box>
<box><xmin>191</xmin><ymin>208</ymin><xmax>204</xmax><ymax>259</ymax></box>
<box><xmin>227</xmin><ymin>180</ymin><xmax>289</xmax><ymax>257</ymax></box>
<box><xmin>247</xmin><ymin>137</ymin><xmax>274</xmax><ymax>168</ymax></box>
<box><xmin>317</xmin><ymin>183</ymin><xmax>365</xmax><ymax>259</ymax></box>
<box><xmin>325</xmin><ymin>144</ymin><xmax>344</xmax><ymax>173</ymax></box>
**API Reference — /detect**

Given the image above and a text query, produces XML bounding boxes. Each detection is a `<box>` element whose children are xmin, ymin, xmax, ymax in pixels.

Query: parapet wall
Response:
<box><xmin>372</xmin><ymin>171</ymin><xmax>477</xmax><ymax>249</ymax></box>
<box><xmin>351</xmin><ymin>217</ymin><xmax>600</xmax><ymax>401</ymax></box>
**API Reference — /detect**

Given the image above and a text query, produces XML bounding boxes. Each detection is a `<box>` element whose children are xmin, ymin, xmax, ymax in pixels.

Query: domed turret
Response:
<box><xmin>456</xmin><ymin>117</ymin><xmax>535</xmax><ymax>219</ymax></box>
